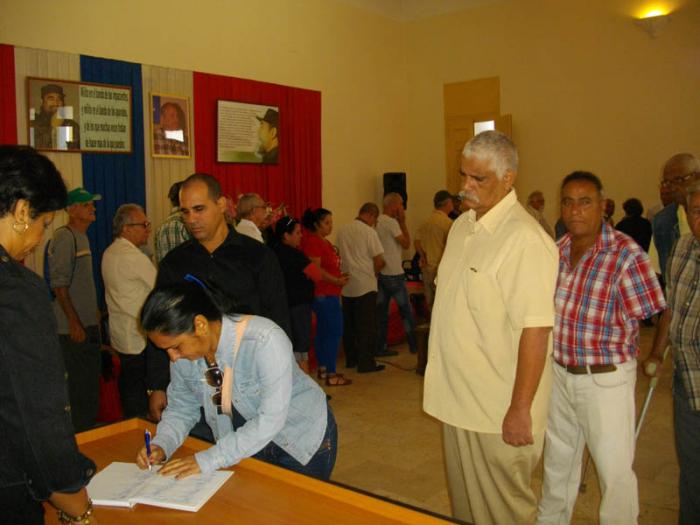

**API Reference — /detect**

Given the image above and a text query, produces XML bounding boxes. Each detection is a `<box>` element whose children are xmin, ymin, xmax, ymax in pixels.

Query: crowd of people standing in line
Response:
<box><xmin>2</xmin><ymin>137</ymin><xmax>700</xmax><ymax>524</ymax></box>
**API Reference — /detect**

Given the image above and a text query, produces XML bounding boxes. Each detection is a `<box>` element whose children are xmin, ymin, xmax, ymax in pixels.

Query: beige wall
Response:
<box><xmin>0</xmin><ymin>0</ymin><xmax>408</xmax><ymax>232</ymax></box>
<box><xmin>2</xmin><ymin>0</ymin><xmax>700</xmax><ymax>231</ymax></box>
<box><xmin>405</xmin><ymin>0</ymin><xmax>700</xmax><ymax>225</ymax></box>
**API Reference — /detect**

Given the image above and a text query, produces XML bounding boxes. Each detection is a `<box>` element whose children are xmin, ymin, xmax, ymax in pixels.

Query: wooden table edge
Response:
<box><xmin>76</xmin><ymin>419</ymin><xmax>453</xmax><ymax>524</ymax></box>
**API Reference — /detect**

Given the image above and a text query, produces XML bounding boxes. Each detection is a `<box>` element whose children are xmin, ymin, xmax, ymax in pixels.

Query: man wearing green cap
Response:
<box><xmin>31</xmin><ymin>83</ymin><xmax>81</xmax><ymax>150</ymax></box>
<box><xmin>48</xmin><ymin>187</ymin><xmax>101</xmax><ymax>431</ymax></box>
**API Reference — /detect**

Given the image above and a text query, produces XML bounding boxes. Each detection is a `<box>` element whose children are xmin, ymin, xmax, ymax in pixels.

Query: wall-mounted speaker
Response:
<box><xmin>383</xmin><ymin>172</ymin><xmax>407</xmax><ymax>210</ymax></box>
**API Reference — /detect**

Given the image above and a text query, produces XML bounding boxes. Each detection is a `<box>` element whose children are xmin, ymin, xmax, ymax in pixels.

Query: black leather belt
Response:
<box><xmin>556</xmin><ymin>362</ymin><xmax>617</xmax><ymax>375</ymax></box>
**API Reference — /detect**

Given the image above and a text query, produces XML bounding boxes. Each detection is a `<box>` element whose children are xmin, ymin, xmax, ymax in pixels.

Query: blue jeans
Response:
<box><xmin>376</xmin><ymin>274</ymin><xmax>416</xmax><ymax>354</ymax></box>
<box><xmin>231</xmin><ymin>404</ymin><xmax>338</xmax><ymax>481</ymax></box>
<box><xmin>311</xmin><ymin>296</ymin><xmax>343</xmax><ymax>373</ymax></box>
<box><xmin>674</xmin><ymin>372</ymin><xmax>700</xmax><ymax>525</ymax></box>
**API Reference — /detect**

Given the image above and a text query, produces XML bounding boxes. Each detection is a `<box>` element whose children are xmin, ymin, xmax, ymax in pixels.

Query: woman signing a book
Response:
<box><xmin>135</xmin><ymin>280</ymin><xmax>337</xmax><ymax>480</ymax></box>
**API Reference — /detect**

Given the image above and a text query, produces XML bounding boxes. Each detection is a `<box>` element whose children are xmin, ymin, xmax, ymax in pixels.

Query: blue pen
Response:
<box><xmin>145</xmin><ymin>430</ymin><xmax>152</xmax><ymax>472</ymax></box>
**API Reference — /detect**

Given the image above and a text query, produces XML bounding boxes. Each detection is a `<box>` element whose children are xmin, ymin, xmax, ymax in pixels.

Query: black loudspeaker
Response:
<box><xmin>383</xmin><ymin>172</ymin><xmax>407</xmax><ymax>210</ymax></box>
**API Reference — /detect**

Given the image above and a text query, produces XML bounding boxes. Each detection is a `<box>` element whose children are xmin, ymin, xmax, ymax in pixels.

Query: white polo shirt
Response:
<box><xmin>337</xmin><ymin>219</ymin><xmax>384</xmax><ymax>298</ymax></box>
<box><xmin>376</xmin><ymin>214</ymin><xmax>404</xmax><ymax>276</ymax></box>
<box><xmin>101</xmin><ymin>237</ymin><xmax>157</xmax><ymax>355</ymax></box>
<box><xmin>235</xmin><ymin>218</ymin><xmax>264</xmax><ymax>243</ymax></box>
<box><xmin>423</xmin><ymin>190</ymin><xmax>558</xmax><ymax>434</ymax></box>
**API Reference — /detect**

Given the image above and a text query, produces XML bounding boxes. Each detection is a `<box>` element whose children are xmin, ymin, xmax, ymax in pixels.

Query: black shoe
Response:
<box><xmin>358</xmin><ymin>364</ymin><xmax>386</xmax><ymax>373</ymax></box>
<box><xmin>375</xmin><ymin>349</ymin><xmax>398</xmax><ymax>357</ymax></box>
<box><xmin>345</xmin><ymin>362</ymin><xmax>357</xmax><ymax>369</ymax></box>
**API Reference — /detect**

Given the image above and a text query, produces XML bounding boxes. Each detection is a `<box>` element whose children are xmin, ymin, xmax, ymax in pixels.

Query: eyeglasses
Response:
<box><xmin>127</xmin><ymin>221</ymin><xmax>151</xmax><ymax>228</ymax></box>
<box><xmin>660</xmin><ymin>172</ymin><xmax>700</xmax><ymax>187</ymax></box>
<box><xmin>204</xmin><ymin>363</ymin><xmax>223</xmax><ymax>412</ymax></box>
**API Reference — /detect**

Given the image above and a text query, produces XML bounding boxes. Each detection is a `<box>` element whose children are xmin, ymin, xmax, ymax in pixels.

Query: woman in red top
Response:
<box><xmin>301</xmin><ymin>208</ymin><xmax>351</xmax><ymax>386</ymax></box>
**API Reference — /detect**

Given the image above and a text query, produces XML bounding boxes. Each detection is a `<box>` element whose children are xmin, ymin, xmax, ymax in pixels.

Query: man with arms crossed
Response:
<box><xmin>644</xmin><ymin>180</ymin><xmax>700</xmax><ymax>525</ymax></box>
<box><xmin>423</xmin><ymin>131</ymin><xmax>558</xmax><ymax>525</ymax></box>
<box><xmin>537</xmin><ymin>172</ymin><xmax>665</xmax><ymax>524</ymax></box>
<box><xmin>102</xmin><ymin>204</ymin><xmax>157</xmax><ymax>418</ymax></box>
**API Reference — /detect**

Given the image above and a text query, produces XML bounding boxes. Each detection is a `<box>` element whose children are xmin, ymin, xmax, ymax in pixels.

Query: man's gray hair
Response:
<box><xmin>237</xmin><ymin>193</ymin><xmax>263</xmax><ymax>219</ymax></box>
<box><xmin>462</xmin><ymin>130</ymin><xmax>518</xmax><ymax>180</ymax></box>
<box><xmin>527</xmin><ymin>190</ymin><xmax>543</xmax><ymax>205</ymax></box>
<box><xmin>112</xmin><ymin>203</ymin><xmax>144</xmax><ymax>238</ymax></box>
<box><xmin>665</xmin><ymin>153</ymin><xmax>700</xmax><ymax>176</ymax></box>
<box><xmin>359</xmin><ymin>202</ymin><xmax>379</xmax><ymax>217</ymax></box>
<box><xmin>687</xmin><ymin>180</ymin><xmax>700</xmax><ymax>208</ymax></box>
<box><xmin>382</xmin><ymin>192</ymin><xmax>402</xmax><ymax>208</ymax></box>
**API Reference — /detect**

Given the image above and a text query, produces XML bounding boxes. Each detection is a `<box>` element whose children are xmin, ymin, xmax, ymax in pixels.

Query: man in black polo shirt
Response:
<box><xmin>147</xmin><ymin>172</ymin><xmax>290</xmax><ymax>421</ymax></box>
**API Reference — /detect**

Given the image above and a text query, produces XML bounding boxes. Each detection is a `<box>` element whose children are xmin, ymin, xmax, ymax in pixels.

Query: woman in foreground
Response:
<box><xmin>136</xmin><ymin>281</ymin><xmax>337</xmax><ymax>480</ymax></box>
<box><xmin>0</xmin><ymin>145</ymin><xmax>99</xmax><ymax>524</ymax></box>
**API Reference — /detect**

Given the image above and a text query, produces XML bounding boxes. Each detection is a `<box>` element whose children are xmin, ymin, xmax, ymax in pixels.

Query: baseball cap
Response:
<box><xmin>67</xmin><ymin>187</ymin><xmax>102</xmax><ymax>206</ymax></box>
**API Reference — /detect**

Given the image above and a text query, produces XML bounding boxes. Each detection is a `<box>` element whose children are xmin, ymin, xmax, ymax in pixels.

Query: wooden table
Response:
<box><xmin>45</xmin><ymin>419</ymin><xmax>453</xmax><ymax>524</ymax></box>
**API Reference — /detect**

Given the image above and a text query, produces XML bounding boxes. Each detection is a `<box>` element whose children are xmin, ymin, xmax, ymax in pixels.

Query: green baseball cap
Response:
<box><xmin>67</xmin><ymin>187</ymin><xmax>102</xmax><ymax>206</ymax></box>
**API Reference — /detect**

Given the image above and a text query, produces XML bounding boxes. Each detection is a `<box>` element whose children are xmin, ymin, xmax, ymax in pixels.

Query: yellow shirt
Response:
<box><xmin>416</xmin><ymin>209</ymin><xmax>453</xmax><ymax>269</ymax></box>
<box><xmin>423</xmin><ymin>190</ymin><xmax>559</xmax><ymax>434</ymax></box>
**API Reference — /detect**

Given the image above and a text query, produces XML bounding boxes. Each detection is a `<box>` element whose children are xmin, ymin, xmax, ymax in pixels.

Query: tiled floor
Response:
<box><xmin>326</xmin><ymin>325</ymin><xmax>679</xmax><ymax>523</ymax></box>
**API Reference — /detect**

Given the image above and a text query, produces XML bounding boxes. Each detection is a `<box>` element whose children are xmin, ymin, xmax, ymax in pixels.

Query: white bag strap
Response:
<box><xmin>221</xmin><ymin>315</ymin><xmax>251</xmax><ymax>417</ymax></box>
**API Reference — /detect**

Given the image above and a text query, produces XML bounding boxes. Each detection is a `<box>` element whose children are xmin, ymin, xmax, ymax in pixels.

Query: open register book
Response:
<box><xmin>87</xmin><ymin>462</ymin><xmax>233</xmax><ymax>512</ymax></box>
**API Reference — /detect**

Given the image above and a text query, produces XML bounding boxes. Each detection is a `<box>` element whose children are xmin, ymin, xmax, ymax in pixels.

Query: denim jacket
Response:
<box><xmin>152</xmin><ymin>315</ymin><xmax>327</xmax><ymax>473</ymax></box>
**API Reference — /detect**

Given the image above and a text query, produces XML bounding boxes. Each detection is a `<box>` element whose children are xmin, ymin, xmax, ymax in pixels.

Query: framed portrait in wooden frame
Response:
<box><xmin>27</xmin><ymin>77</ymin><xmax>132</xmax><ymax>153</ymax></box>
<box><xmin>216</xmin><ymin>100</ymin><xmax>279</xmax><ymax>164</ymax></box>
<box><xmin>150</xmin><ymin>93</ymin><xmax>191</xmax><ymax>159</ymax></box>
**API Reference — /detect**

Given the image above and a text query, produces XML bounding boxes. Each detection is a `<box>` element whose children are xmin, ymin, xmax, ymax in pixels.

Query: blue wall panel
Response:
<box><xmin>80</xmin><ymin>56</ymin><xmax>145</xmax><ymax>305</ymax></box>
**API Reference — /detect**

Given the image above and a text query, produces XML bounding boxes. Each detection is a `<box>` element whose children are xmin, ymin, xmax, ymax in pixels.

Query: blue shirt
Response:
<box><xmin>152</xmin><ymin>315</ymin><xmax>327</xmax><ymax>473</ymax></box>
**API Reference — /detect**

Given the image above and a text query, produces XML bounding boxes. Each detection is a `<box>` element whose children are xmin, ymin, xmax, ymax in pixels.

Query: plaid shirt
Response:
<box><xmin>153</xmin><ymin>128</ymin><xmax>189</xmax><ymax>157</ymax></box>
<box><xmin>154</xmin><ymin>210</ymin><xmax>191</xmax><ymax>264</ymax></box>
<box><xmin>666</xmin><ymin>233</ymin><xmax>700</xmax><ymax>410</ymax></box>
<box><xmin>554</xmin><ymin>223</ymin><xmax>666</xmax><ymax>366</ymax></box>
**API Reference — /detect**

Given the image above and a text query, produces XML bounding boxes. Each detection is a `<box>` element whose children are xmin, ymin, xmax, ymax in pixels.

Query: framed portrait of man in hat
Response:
<box><xmin>27</xmin><ymin>77</ymin><xmax>133</xmax><ymax>154</ymax></box>
<box><xmin>27</xmin><ymin>79</ymin><xmax>82</xmax><ymax>151</ymax></box>
<box><xmin>216</xmin><ymin>100</ymin><xmax>279</xmax><ymax>164</ymax></box>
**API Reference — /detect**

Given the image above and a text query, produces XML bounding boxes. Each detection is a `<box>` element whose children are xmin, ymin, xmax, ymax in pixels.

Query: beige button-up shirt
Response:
<box><xmin>416</xmin><ymin>209</ymin><xmax>453</xmax><ymax>269</ymax></box>
<box><xmin>423</xmin><ymin>190</ymin><xmax>558</xmax><ymax>434</ymax></box>
<box><xmin>102</xmin><ymin>237</ymin><xmax>157</xmax><ymax>355</ymax></box>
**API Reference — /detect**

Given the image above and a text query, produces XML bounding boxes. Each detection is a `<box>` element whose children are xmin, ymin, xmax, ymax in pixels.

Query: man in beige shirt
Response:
<box><xmin>423</xmin><ymin>131</ymin><xmax>558</xmax><ymax>525</ymax></box>
<box><xmin>414</xmin><ymin>190</ymin><xmax>454</xmax><ymax>308</ymax></box>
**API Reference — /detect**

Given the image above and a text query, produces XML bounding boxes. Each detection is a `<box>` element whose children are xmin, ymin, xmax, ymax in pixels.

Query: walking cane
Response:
<box><xmin>636</xmin><ymin>346</ymin><xmax>670</xmax><ymax>439</ymax></box>
<box><xmin>579</xmin><ymin>346</ymin><xmax>670</xmax><ymax>493</ymax></box>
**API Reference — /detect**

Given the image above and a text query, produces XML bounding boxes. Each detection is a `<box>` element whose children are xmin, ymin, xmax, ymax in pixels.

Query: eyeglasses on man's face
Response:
<box><xmin>127</xmin><ymin>221</ymin><xmax>151</xmax><ymax>229</ymax></box>
<box><xmin>660</xmin><ymin>172</ymin><xmax>700</xmax><ymax>188</ymax></box>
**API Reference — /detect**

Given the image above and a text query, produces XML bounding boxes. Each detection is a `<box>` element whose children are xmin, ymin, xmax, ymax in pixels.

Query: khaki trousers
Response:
<box><xmin>421</xmin><ymin>265</ymin><xmax>437</xmax><ymax>306</ymax></box>
<box><xmin>443</xmin><ymin>423</ymin><xmax>544</xmax><ymax>525</ymax></box>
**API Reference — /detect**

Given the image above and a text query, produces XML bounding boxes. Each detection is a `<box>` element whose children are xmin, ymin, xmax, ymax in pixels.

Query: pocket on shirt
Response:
<box><xmin>236</xmin><ymin>379</ymin><xmax>261</xmax><ymax>397</ymax></box>
<box><xmin>464</xmin><ymin>270</ymin><xmax>493</xmax><ymax>312</ymax></box>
